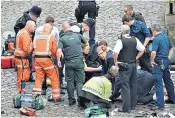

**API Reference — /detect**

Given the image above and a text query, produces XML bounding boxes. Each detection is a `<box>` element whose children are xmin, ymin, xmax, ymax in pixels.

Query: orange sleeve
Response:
<box><xmin>22</xmin><ymin>32</ymin><xmax>33</xmax><ymax>53</ymax></box>
<box><xmin>50</xmin><ymin>35</ymin><xmax>58</xmax><ymax>57</ymax></box>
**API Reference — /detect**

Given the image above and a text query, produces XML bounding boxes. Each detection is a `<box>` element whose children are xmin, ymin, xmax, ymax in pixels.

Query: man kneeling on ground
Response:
<box><xmin>79</xmin><ymin>65</ymin><xmax>119</xmax><ymax>109</ymax></box>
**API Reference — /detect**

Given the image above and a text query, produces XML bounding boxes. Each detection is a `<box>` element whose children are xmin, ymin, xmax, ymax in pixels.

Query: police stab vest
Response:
<box><xmin>118</xmin><ymin>37</ymin><xmax>137</xmax><ymax>63</ymax></box>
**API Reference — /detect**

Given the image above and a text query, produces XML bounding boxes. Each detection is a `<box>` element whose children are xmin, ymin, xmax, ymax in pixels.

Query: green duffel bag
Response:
<box><xmin>13</xmin><ymin>94</ymin><xmax>21</xmax><ymax>108</ymax></box>
<box><xmin>34</xmin><ymin>95</ymin><xmax>47</xmax><ymax>110</ymax></box>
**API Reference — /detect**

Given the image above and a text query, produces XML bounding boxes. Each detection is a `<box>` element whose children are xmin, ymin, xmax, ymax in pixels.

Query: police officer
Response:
<box><xmin>70</xmin><ymin>18</ymin><xmax>95</xmax><ymax>46</ymax></box>
<box><xmin>75</xmin><ymin>0</ymin><xmax>99</xmax><ymax>46</ymax></box>
<box><xmin>150</xmin><ymin>24</ymin><xmax>175</xmax><ymax>110</ymax></box>
<box><xmin>122</xmin><ymin>14</ymin><xmax>152</xmax><ymax>73</ymax></box>
<box><xmin>14</xmin><ymin>5</ymin><xmax>42</xmax><ymax>82</ymax></box>
<box><xmin>113</xmin><ymin>25</ymin><xmax>145</xmax><ymax>113</ymax></box>
<box><xmin>123</xmin><ymin>5</ymin><xmax>146</xmax><ymax>24</ymax></box>
<box><xmin>57</xmin><ymin>22</ymin><xmax>88</xmax><ymax>106</ymax></box>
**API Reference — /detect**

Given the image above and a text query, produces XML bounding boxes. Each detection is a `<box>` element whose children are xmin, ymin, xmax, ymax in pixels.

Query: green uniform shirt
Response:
<box><xmin>59</xmin><ymin>30</ymin><xmax>87</xmax><ymax>60</ymax></box>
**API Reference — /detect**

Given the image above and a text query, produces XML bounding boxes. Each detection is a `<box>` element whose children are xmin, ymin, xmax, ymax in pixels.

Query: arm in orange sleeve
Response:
<box><xmin>22</xmin><ymin>32</ymin><xmax>33</xmax><ymax>53</ymax></box>
<box><xmin>50</xmin><ymin>36</ymin><xmax>58</xmax><ymax>57</ymax></box>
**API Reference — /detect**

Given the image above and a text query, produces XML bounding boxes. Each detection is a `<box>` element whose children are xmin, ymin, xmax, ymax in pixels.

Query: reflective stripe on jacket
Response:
<box><xmin>82</xmin><ymin>76</ymin><xmax>112</xmax><ymax>101</ymax></box>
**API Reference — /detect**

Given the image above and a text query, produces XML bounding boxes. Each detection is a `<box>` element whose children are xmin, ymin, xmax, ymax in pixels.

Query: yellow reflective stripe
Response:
<box><xmin>16</xmin><ymin>65</ymin><xmax>29</xmax><ymax>68</ymax></box>
<box><xmin>35</xmin><ymin>65</ymin><xmax>55</xmax><ymax>70</ymax></box>
<box><xmin>15</xmin><ymin>49</ymin><xmax>28</xmax><ymax>54</ymax></box>
<box><xmin>46</xmin><ymin>34</ymin><xmax>51</xmax><ymax>53</ymax></box>
<box><xmin>35</xmin><ymin>35</ymin><xmax>50</xmax><ymax>40</ymax></box>
<box><xmin>35</xmin><ymin>66</ymin><xmax>42</xmax><ymax>69</ymax></box>
<box><xmin>52</xmin><ymin>94</ymin><xmax>60</xmax><ymax>98</ymax></box>
<box><xmin>34</xmin><ymin>51</ymin><xmax>50</xmax><ymax>55</ymax></box>
<box><xmin>33</xmin><ymin>88</ymin><xmax>42</xmax><ymax>92</ymax></box>
<box><xmin>52</xmin><ymin>89</ymin><xmax>60</xmax><ymax>93</ymax></box>
<box><xmin>44</xmin><ymin>65</ymin><xmax>55</xmax><ymax>70</ymax></box>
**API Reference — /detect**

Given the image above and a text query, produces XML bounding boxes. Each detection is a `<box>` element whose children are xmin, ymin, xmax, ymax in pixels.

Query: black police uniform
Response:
<box><xmin>75</xmin><ymin>0</ymin><xmax>98</xmax><ymax>46</ymax></box>
<box><xmin>117</xmin><ymin>36</ymin><xmax>138</xmax><ymax>112</ymax></box>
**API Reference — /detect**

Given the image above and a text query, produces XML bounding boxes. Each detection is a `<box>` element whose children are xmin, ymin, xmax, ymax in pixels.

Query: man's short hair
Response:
<box><xmin>124</xmin><ymin>5</ymin><xmax>133</xmax><ymax>10</ymax></box>
<box><xmin>96</xmin><ymin>46</ymin><xmax>103</xmax><ymax>54</ymax></box>
<box><xmin>45</xmin><ymin>16</ymin><xmax>54</xmax><ymax>23</ymax></box>
<box><xmin>99</xmin><ymin>40</ymin><xmax>108</xmax><ymax>46</ymax></box>
<box><xmin>151</xmin><ymin>24</ymin><xmax>161</xmax><ymax>32</ymax></box>
<box><xmin>122</xmin><ymin>14</ymin><xmax>133</xmax><ymax>23</ymax></box>
<box><xmin>121</xmin><ymin>25</ymin><xmax>130</xmax><ymax>35</ymax></box>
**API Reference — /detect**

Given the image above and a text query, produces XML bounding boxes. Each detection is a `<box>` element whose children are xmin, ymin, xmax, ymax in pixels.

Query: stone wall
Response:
<box><xmin>1</xmin><ymin>1</ymin><xmax>168</xmax><ymax>48</ymax></box>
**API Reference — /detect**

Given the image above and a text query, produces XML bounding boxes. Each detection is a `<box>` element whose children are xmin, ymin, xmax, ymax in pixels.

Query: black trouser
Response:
<box><xmin>75</xmin><ymin>1</ymin><xmax>96</xmax><ymax>46</ymax></box>
<box><xmin>118</xmin><ymin>63</ymin><xmax>137</xmax><ymax>112</ymax></box>
<box><xmin>139</xmin><ymin>52</ymin><xmax>152</xmax><ymax>74</ymax></box>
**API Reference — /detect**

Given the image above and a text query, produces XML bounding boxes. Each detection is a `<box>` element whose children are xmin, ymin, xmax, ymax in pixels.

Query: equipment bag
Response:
<box><xmin>4</xmin><ymin>36</ymin><xmax>15</xmax><ymax>51</ymax></box>
<box><xmin>13</xmin><ymin>93</ymin><xmax>47</xmax><ymax>109</ymax></box>
<box><xmin>19</xmin><ymin>106</ymin><xmax>36</xmax><ymax>116</ymax></box>
<box><xmin>1</xmin><ymin>56</ymin><xmax>15</xmax><ymax>69</ymax></box>
<box><xmin>13</xmin><ymin>94</ymin><xmax>22</xmax><ymax>108</ymax></box>
<box><xmin>34</xmin><ymin>95</ymin><xmax>47</xmax><ymax>110</ymax></box>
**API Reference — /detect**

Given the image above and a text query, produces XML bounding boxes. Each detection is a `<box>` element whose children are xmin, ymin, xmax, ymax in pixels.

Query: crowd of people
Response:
<box><xmin>13</xmin><ymin>0</ymin><xmax>175</xmax><ymax>114</ymax></box>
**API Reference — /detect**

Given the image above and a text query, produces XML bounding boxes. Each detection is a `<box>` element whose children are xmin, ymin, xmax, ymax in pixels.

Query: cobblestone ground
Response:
<box><xmin>1</xmin><ymin>69</ymin><xmax>175</xmax><ymax>117</ymax></box>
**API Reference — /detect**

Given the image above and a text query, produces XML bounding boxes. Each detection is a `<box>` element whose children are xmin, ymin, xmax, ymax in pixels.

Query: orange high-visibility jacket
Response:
<box><xmin>15</xmin><ymin>28</ymin><xmax>33</xmax><ymax>57</ymax></box>
<box><xmin>33</xmin><ymin>32</ymin><xmax>58</xmax><ymax>58</ymax></box>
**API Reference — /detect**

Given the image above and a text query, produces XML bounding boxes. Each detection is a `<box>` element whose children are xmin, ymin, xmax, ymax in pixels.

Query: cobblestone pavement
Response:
<box><xmin>1</xmin><ymin>69</ymin><xmax>175</xmax><ymax>117</ymax></box>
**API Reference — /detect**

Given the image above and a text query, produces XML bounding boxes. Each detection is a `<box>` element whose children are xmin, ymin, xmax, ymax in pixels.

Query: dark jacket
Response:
<box><xmin>14</xmin><ymin>11</ymin><xmax>32</xmax><ymax>35</ymax></box>
<box><xmin>132</xmin><ymin>12</ymin><xmax>146</xmax><ymax>24</ymax></box>
<box><xmin>14</xmin><ymin>11</ymin><xmax>35</xmax><ymax>40</ymax></box>
<box><xmin>101</xmin><ymin>50</ymin><xmax>114</xmax><ymax>75</ymax></box>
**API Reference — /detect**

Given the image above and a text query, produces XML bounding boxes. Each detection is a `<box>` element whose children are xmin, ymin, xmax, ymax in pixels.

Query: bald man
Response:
<box><xmin>33</xmin><ymin>23</ymin><xmax>63</xmax><ymax>102</ymax></box>
<box><xmin>57</xmin><ymin>22</ymin><xmax>88</xmax><ymax>106</ymax></box>
<box><xmin>15</xmin><ymin>20</ymin><xmax>36</xmax><ymax>93</ymax></box>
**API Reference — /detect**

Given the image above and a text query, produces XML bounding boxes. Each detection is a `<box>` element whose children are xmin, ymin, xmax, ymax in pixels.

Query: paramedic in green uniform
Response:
<box><xmin>57</xmin><ymin>22</ymin><xmax>88</xmax><ymax>106</ymax></box>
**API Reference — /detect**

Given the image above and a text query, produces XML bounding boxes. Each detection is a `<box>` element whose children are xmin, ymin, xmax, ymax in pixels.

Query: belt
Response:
<box><xmin>15</xmin><ymin>56</ymin><xmax>29</xmax><ymax>59</ymax></box>
<box><xmin>35</xmin><ymin>55</ymin><xmax>51</xmax><ymax>58</ymax></box>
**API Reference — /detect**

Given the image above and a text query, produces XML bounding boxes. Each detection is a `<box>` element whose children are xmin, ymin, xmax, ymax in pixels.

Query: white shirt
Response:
<box><xmin>35</xmin><ymin>25</ymin><xmax>60</xmax><ymax>43</ymax></box>
<box><xmin>71</xmin><ymin>25</ymin><xmax>81</xmax><ymax>33</ymax></box>
<box><xmin>113</xmin><ymin>34</ymin><xmax>145</xmax><ymax>54</ymax></box>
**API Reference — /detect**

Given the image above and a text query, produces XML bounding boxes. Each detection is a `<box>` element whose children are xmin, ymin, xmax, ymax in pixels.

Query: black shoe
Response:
<box><xmin>118</xmin><ymin>109</ymin><xmax>131</xmax><ymax>113</ymax></box>
<box><xmin>60</xmin><ymin>89</ymin><xmax>66</xmax><ymax>94</ymax></box>
<box><xmin>165</xmin><ymin>100</ymin><xmax>175</xmax><ymax>104</ymax></box>
<box><xmin>150</xmin><ymin>106</ymin><xmax>164</xmax><ymax>110</ymax></box>
<box><xmin>69</xmin><ymin>100</ymin><xmax>76</xmax><ymax>106</ymax></box>
<box><xmin>48</xmin><ymin>95</ymin><xmax>64</xmax><ymax>102</ymax></box>
<box><xmin>42</xmin><ymin>90</ymin><xmax>46</xmax><ymax>95</ymax></box>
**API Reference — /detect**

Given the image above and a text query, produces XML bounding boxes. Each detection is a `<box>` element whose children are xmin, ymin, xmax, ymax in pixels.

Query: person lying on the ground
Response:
<box><xmin>79</xmin><ymin>65</ymin><xmax>119</xmax><ymax>109</ymax></box>
<box><xmin>111</xmin><ymin>69</ymin><xmax>155</xmax><ymax>105</ymax></box>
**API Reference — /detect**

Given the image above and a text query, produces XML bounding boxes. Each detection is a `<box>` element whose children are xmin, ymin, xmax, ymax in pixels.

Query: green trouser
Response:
<box><xmin>65</xmin><ymin>58</ymin><xmax>85</xmax><ymax>102</ymax></box>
